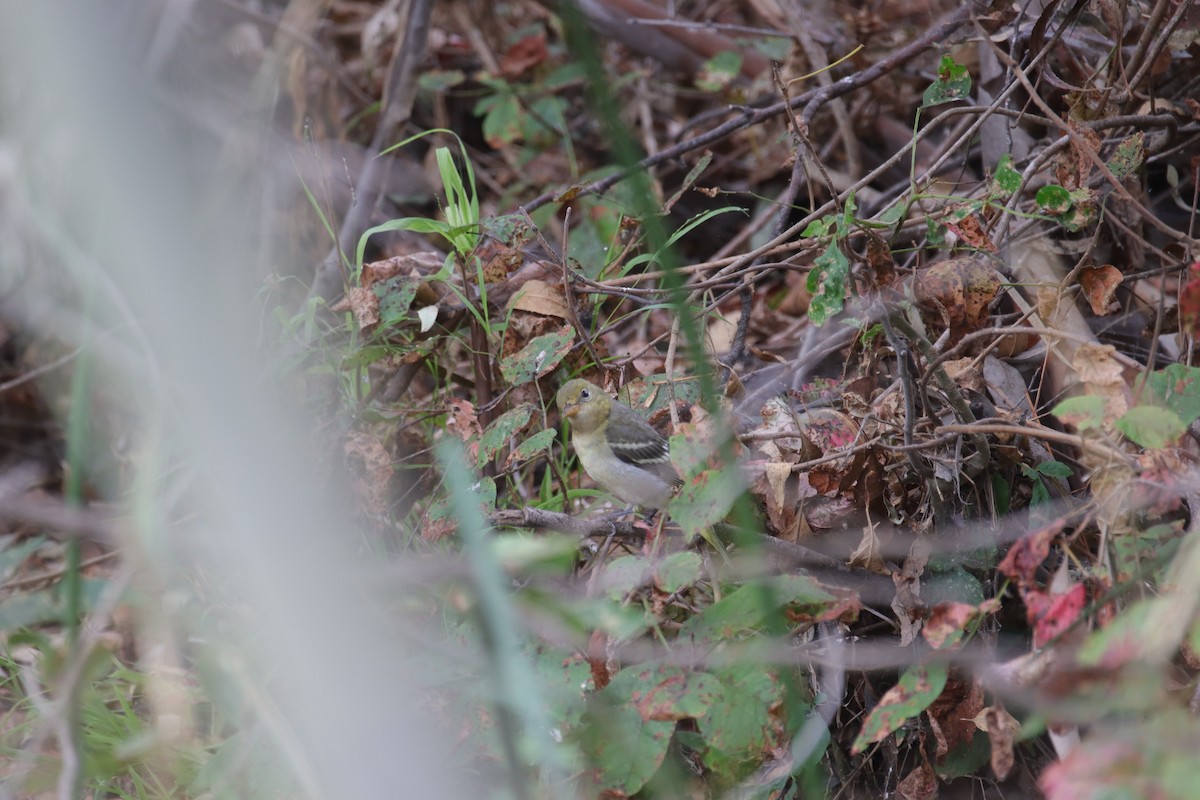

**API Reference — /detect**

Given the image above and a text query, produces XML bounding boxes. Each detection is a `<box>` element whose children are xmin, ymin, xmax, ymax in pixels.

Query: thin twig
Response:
<box><xmin>522</xmin><ymin>4</ymin><xmax>974</xmax><ymax>214</ymax></box>
<box><xmin>553</xmin><ymin>208</ymin><xmax>607</xmax><ymax>373</ymax></box>
<box><xmin>307</xmin><ymin>0</ymin><xmax>434</xmax><ymax>305</ymax></box>
<box><xmin>935</xmin><ymin>422</ymin><xmax>1130</xmax><ymax>463</ymax></box>
<box><xmin>0</xmin><ymin>348</ymin><xmax>80</xmax><ymax>396</ymax></box>
<box><xmin>988</xmin><ymin>32</ymin><xmax>1197</xmax><ymax>247</ymax></box>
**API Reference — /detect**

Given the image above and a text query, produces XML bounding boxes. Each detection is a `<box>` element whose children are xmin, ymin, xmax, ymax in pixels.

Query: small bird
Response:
<box><xmin>556</xmin><ymin>378</ymin><xmax>682</xmax><ymax>511</ymax></box>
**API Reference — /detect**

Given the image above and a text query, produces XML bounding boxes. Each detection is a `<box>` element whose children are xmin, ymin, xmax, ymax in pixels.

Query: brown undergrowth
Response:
<box><xmin>2</xmin><ymin>1</ymin><xmax>1200</xmax><ymax>798</ymax></box>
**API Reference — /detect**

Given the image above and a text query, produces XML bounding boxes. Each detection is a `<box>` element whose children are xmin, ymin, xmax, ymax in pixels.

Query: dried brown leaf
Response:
<box><xmin>1079</xmin><ymin>264</ymin><xmax>1122</xmax><ymax>316</ymax></box>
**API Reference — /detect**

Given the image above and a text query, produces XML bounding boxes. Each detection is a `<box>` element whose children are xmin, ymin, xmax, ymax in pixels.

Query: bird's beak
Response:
<box><xmin>562</xmin><ymin>403</ymin><xmax>579</xmax><ymax>418</ymax></box>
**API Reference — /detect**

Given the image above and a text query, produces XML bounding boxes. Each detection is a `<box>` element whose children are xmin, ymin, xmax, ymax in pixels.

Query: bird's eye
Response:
<box><xmin>580</xmin><ymin>389</ymin><xmax>590</xmax><ymax>400</ymax></box>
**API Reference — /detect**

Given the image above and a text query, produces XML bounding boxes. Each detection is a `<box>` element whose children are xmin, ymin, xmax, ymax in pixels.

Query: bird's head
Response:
<box><xmin>556</xmin><ymin>379</ymin><xmax>611</xmax><ymax>433</ymax></box>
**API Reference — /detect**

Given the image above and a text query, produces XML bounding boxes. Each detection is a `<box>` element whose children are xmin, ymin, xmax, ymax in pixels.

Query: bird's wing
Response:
<box><xmin>607</xmin><ymin>412</ymin><xmax>683</xmax><ymax>487</ymax></box>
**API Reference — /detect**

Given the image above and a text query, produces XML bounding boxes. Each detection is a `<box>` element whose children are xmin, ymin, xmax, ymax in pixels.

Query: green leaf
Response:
<box><xmin>852</xmin><ymin>664</ymin><xmax>948</xmax><ymax>754</ymax></box>
<box><xmin>477</xmin><ymin>91</ymin><xmax>523</xmax><ymax>148</ymax></box>
<box><xmin>341</xmin><ymin>345</ymin><xmax>391</xmax><ymax>369</ymax></box>
<box><xmin>1077</xmin><ymin>597</ymin><xmax>1162</xmax><ymax>667</ymax></box>
<box><xmin>543</xmin><ymin>62</ymin><xmax>585</xmax><ymax>90</ymax></box>
<box><xmin>479</xmin><ymin>212</ymin><xmax>533</xmax><ymax>245</ymax></box>
<box><xmin>654</xmin><ymin>551</ymin><xmax>703</xmax><ymax>594</ymax></box>
<box><xmin>621</xmin><ymin>375</ymin><xmax>702</xmax><ymax>419</ymax></box>
<box><xmin>1144</xmin><ymin>364</ymin><xmax>1200</xmax><ymax>426</ymax></box>
<box><xmin>1035</xmin><ymin>184</ymin><xmax>1072</xmax><ymax>214</ymax></box>
<box><xmin>526</xmin><ymin>95</ymin><xmax>568</xmax><ymax>142</ymax></box>
<box><xmin>1036</xmin><ymin>460</ymin><xmax>1073</xmax><ymax>479</ymax></box>
<box><xmin>596</xmin><ymin>554</ymin><xmax>652</xmax><ymax>599</ymax></box>
<box><xmin>528</xmin><ymin>593</ymin><xmax>651</xmax><ymax>639</ymax></box>
<box><xmin>802</xmin><ymin>216</ymin><xmax>836</xmax><ymax>237</ymax></box>
<box><xmin>1107</xmin><ymin>132</ymin><xmax>1145</xmax><ymax>180</ymax></box>
<box><xmin>0</xmin><ymin>537</ymin><xmax>46</xmax><ymax>583</ymax></box>
<box><xmin>938</xmin><ymin>732</ymin><xmax>990</xmax><ymax>779</ymax></box>
<box><xmin>507</xmin><ymin>427</ymin><xmax>556</xmax><ymax>466</ymax></box>
<box><xmin>1114</xmin><ymin>405</ymin><xmax>1186</xmax><ymax>449</ymax></box>
<box><xmin>667</xmin><ymin>429</ymin><xmax>714</xmax><ymax>479</ymax></box>
<box><xmin>490</xmin><ymin>532</ymin><xmax>578</xmax><ymax>575</ymax></box>
<box><xmin>859</xmin><ymin>322</ymin><xmax>884</xmax><ymax>346</ymax></box>
<box><xmin>626</xmin><ymin>664</ymin><xmax>722</xmax><ymax>721</ymax></box>
<box><xmin>663</xmin><ymin>151</ymin><xmax>714</xmax><ymax>213</ymax></box>
<box><xmin>806</xmin><ymin>241</ymin><xmax>849</xmax><ymax>327</ymax></box>
<box><xmin>477</xmin><ymin>404</ymin><xmax>534</xmax><ymax>467</ymax></box>
<box><xmin>532</xmin><ymin>646</ymin><xmax>592</xmax><ymax>729</ymax></box>
<box><xmin>580</xmin><ymin>666</ymin><xmax>688</xmax><ymax>794</ymax></box>
<box><xmin>373</xmin><ymin>275</ymin><xmax>419</xmax><ymax>327</ymax></box>
<box><xmin>1027</xmin><ymin>474</ymin><xmax>1046</xmax><ymax>506</ymax></box>
<box><xmin>1059</xmin><ymin>187</ymin><xmax>1098</xmax><ymax>231</ymax></box>
<box><xmin>679</xmin><ymin>575</ymin><xmax>834</xmax><ymax>643</ymax></box>
<box><xmin>498</xmin><ymin>326</ymin><xmax>574</xmax><ymax>386</ymax></box>
<box><xmin>699</xmin><ymin>666</ymin><xmax>784</xmax><ymax>781</ymax></box>
<box><xmin>0</xmin><ymin>589</ymin><xmax>61</xmax><ymax>631</ymax></box>
<box><xmin>922</xmin><ymin>566</ymin><xmax>985</xmax><ymax>608</ymax></box>
<box><xmin>0</xmin><ymin>579</ymin><xmax>108</xmax><ymax>631</ymax></box>
<box><xmin>418</xmin><ymin>70</ymin><xmax>466</xmax><ymax>93</ymax></box>
<box><xmin>585</xmin><ymin>703</ymin><xmax>672</xmax><ymax>794</ymax></box>
<box><xmin>990</xmin><ymin>154</ymin><xmax>1022</xmax><ymax>198</ymax></box>
<box><xmin>668</xmin><ymin>465</ymin><xmax>744</xmax><ymax>542</ymax></box>
<box><xmin>1052</xmin><ymin>395</ymin><xmax>1107</xmax><ymax>430</ymax></box>
<box><xmin>696</xmin><ymin>51</ymin><xmax>743</xmax><ymax>92</ymax></box>
<box><xmin>991</xmin><ymin>472</ymin><xmax>1011</xmax><ymax>515</ymax></box>
<box><xmin>433</xmin><ymin>146</ymin><xmax>480</xmax><ymax>255</ymax></box>
<box><xmin>921</xmin><ymin>54</ymin><xmax>971</xmax><ymax>107</ymax></box>
<box><xmin>841</xmin><ymin>192</ymin><xmax>857</xmax><ymax>228</ymax></box>
<box><xmin>926</xmin><ymin>218</ymin><xmax>946</xmax><ymax>246</ymax></box>
<box><xmin>356</xmin><ymin>217</ymin><xmax>454</xmax><ymax>275</ymax></box>
<box><xmin>426</xmin><ymin>477</ymin><xmax>496</xmax><ymax>538</ymax></box>
<box><xmin>876</xmin><ymin>203</ymin><xmax>908</xmax><ymax>227</ymax></box>
<box><xmin>1112</xmin><ymin>523</ymin><xmax>1181</xmax><ymax>582</ymax></box>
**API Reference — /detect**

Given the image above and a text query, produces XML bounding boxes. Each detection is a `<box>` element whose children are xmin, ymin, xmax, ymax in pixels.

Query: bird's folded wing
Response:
<box><xmin>608</xmin><ymin>433</ymin><xmax>682</xmax><ymax>487</ymax></box>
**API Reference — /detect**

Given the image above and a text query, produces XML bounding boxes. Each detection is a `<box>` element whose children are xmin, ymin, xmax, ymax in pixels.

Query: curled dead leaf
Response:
<box><xmin>795</xmin><ymin>409</ymin><xmax>859</xmax><ymax>496</ymax></box>
<box><xmin>896</xmin><ymin>761</ymin><xmax>936</xmax><ymax>800</ymax></box>
<box><xmin>972</xmin><ymin>705</ymin><xmax>1018</xmax><ymax>780</ymax></box>
<box><xmin>750</xmin><ymin>397</ymin><xmax>806</xmax><ymax>462</ymax></box>
<box><xmin>848</xmin><ymin>521</ymin><xmax>888</xmax><ymax>574</ymax></box>
<box><xmin>927</xmin><ymin>673</ymin><xmax>984</xmax><ymax>759</ymax></box>
<box><xmin>343</xmin><ymin>430</ymin><xmax>394</xmax><ymax>516</ymax></box>
<box><xmin>341</xmin><ymin>286</ymin><xmax>380</xmax><ymax>330</ymax></box>
<box><xmin>1079</xmin><ymin>264</ymin><xmax>1122</xmax><ymax>315</ymax></box>
<box><xmin>507</xmin><ymin>278</ymin><xmax>569</xmax><ymax>319</ymax></box>
<box><xmin>915</xmin><ymin>258</ymin><xmax>1003</xmax><ymax>341</ymax></box>
<box><xmin>943</xmin><ymin>213</ymin><xmax>998</xmax><ymax>253</ymax></box>
<box><xmin>1072</xmin><ymin>343</ymin><xmax>1130</xmax><ymax>422</ymax></box>
<box><xmin>941</xmin><ymin>358</ymin><xmax>984</xmax><ymax>394</ymax></box>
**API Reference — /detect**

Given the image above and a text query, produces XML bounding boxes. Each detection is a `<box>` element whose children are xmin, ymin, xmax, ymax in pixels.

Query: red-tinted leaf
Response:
<box><xmin>923</xmin><ymin>599</ymin><xmax>1000</xmax><ymax>650</ymax></box>
<box><xmin>852</xmin><ymin>664</ymin><xmax>949</xmax><ymax>754</ymax></box>
<box><xmin>1180</xmin><ymin>262</ymin><xmax>1200</xmax><ymax>337</ymax></box>
<box><xmin>446</xmin><ymin>398</ymin><xmax>482</xmax><ymax>462</ymax></box>
<box><xmin>944</xmin><ymin>214</ymin><xmax>998</xmax><ymax>253</ymax></box>
<box><xmin>998</xmin><ymin>520</ymin><xmax>1065</xmax><ymax>588</ymax></box>
<box><xmin>896</xmin><ymin>761</ymin><xmax>937</xmax><ymax>800</ymax></box>
<box><xmin>1040</xmin><ymin>738</ymin><xmax>1141</xmax><ymax>800</ymax></box>
<box><xmin>630</xmin><ymin>666</ymin><xmax>721</xmax><ymax>721</ymax></box>
<box><xmin>1025</xmin><ymin>583</ymin><xmax>1087</xmax><ymax>648</ymax></box>
<box><xmin>499</xmin><ymin>33</ymin><xmax>548</xmax><ymax>78</ymax></box>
